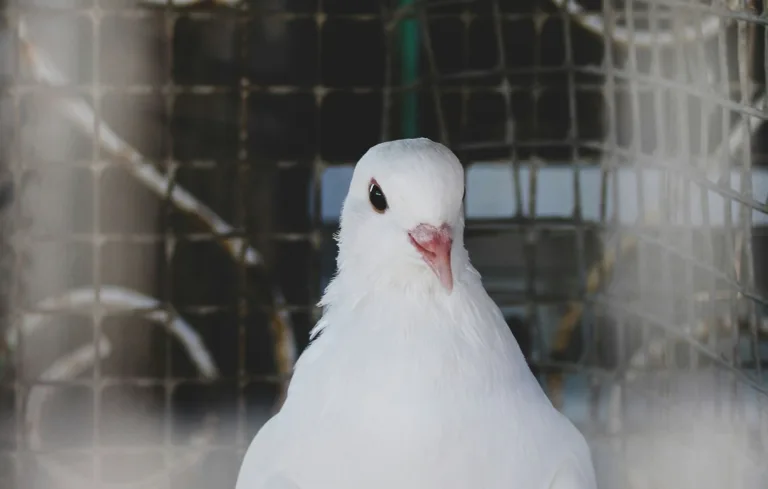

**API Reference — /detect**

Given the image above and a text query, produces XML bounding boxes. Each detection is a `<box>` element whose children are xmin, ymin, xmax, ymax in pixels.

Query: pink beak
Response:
<box><xmin>408</xmin><ymin>223</ymin><xmax>454</xmax><ymax>293</ymax></box>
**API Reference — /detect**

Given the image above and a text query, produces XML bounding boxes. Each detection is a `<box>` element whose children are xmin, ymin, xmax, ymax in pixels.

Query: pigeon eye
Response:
<box><xmin>368</xmin><ymin>180</ymin><xmax>388</xmax><ymax>213</ymax></box>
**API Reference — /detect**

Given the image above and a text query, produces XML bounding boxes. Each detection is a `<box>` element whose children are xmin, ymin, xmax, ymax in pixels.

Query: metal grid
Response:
<box><xmin>0</xmin><ymin>0</ymin><xmax>767</xmax><ymax>488</ymax></box>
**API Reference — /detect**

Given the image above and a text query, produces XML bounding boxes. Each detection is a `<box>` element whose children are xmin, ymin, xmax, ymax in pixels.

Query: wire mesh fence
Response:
<box><xmin>0</xmin><ymin>0</ymin><xmax>767</xmax><ymax>488</ymax></box>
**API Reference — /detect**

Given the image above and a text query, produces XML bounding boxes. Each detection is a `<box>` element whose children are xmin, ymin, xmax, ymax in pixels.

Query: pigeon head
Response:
<box><xmin>336</xmin><ymin>138</ymin><xmax>466</xmax><ymax>294</ymax></box>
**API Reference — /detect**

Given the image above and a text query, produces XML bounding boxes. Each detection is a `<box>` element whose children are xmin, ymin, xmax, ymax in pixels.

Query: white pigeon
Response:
<box><xmin>236</xmin><ymin>138</ymin><xmax>597</xmax><ymax>489</ymax></box>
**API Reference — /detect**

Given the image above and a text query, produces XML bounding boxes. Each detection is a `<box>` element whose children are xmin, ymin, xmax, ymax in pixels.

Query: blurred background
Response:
<box><xmin>0</xmin><ymin>0</ymin><xmax>767</xmax><ymax>488</ymax></box>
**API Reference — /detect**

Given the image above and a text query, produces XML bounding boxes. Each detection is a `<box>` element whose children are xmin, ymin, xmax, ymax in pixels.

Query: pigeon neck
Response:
<box><xmin>327</xmin><ymin>267</ymin><xmax>456</xmax><ymax>307</ymax></box>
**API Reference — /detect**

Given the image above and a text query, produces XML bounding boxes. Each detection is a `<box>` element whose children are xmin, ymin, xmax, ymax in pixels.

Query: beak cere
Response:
<box><xmin>408</xmin><ymin>223</ymin><xmax>454</xmax><ymax>293</ymax></box>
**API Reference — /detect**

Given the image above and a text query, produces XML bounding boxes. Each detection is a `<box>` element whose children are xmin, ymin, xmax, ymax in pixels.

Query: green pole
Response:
<box><xmin>399</xmin><ymin>0</ymin><xmax>419</xmax><ymax>138</ymax></box>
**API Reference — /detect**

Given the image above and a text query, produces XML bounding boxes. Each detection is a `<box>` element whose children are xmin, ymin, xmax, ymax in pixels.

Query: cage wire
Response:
<box><xmin>0</xmin><ymin>0</ymin><xmax>767</xmax><ymax>488</ymax></box>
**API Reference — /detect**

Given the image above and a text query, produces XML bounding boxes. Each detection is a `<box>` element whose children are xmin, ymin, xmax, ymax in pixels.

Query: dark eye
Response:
<box><xmin>368</xmin><ymin>180</ymin><xmax>388</xmax><ymax>213</ymax></box>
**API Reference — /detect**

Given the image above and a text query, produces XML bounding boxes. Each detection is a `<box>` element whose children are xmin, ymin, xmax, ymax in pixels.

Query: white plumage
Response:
<box><xmin>236</xmin><ymin>138</ymin><xmax>597</xmax><ymax>489</ymax></box>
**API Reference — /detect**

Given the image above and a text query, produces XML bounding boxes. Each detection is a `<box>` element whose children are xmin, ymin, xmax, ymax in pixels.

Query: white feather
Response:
<box><xmin>236</xmin><ymin>138</ymin><xmax>597</xmax><ymax>489</ymax></box>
